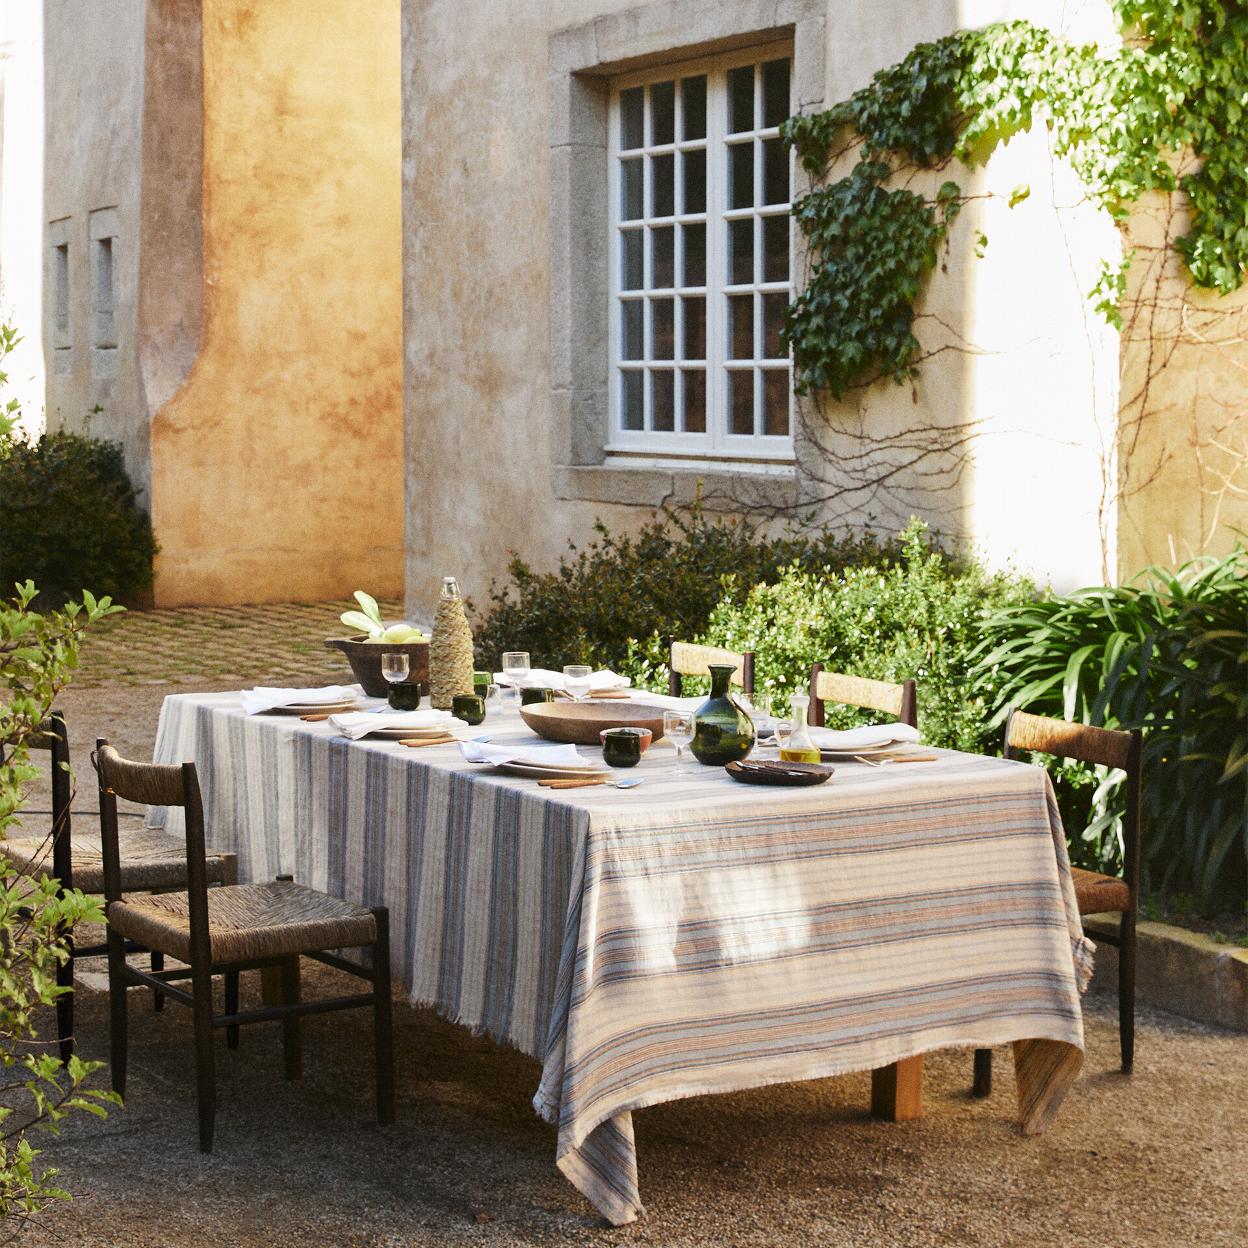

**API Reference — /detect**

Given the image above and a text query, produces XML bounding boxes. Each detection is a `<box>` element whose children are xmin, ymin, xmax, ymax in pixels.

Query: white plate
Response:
<box><xmin>268</xmin><ymin>700</ymin><xmax>358</xmax><ymax>715</ymax></box>
<box><xmin>819</xmin><ymin>745</ymin><xmax>918</xmax><ymax>760</ymax></box>
<box><xmin>498</xmin><ymin>760</ymin><xmax>613</xmax><ymax>780</ymax></box>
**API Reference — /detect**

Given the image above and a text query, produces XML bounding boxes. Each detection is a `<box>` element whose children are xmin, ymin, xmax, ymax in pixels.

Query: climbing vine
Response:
<box><xmin>780</xmin><ymin>1</ymin><xmax>1248</xmax><ymax>399</ymax></box>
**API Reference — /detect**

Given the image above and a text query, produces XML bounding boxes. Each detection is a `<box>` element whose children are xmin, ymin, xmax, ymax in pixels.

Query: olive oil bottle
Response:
<box><xmin>779</xmin><ymin>693</ymin><xmax>821</xmax><ymax>764</ymax></box>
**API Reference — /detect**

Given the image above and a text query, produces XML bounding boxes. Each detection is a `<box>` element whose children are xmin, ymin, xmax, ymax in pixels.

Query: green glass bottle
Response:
<box><xmin>690</xmin><ymin>663</ymin><xmax>756</xmax><ymax>766</ymax></box>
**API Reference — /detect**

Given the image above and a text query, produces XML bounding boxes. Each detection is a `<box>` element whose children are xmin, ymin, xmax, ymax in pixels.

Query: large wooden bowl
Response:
<box><xmin>519</xmin><ymin>700</ymin><xmax>668</xmax><ymax>745</ymax></box>
<box><xmin>325</xmin><ymin>635</ymin><xmax>430</xmax><ymax>698</ymax></box>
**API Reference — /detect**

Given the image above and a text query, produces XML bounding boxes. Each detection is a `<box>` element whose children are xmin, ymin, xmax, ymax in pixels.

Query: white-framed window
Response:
<box><xmin>607</xmin><ymin>42</ymin><xmax>794</xmax><ymax>462</ymax></box>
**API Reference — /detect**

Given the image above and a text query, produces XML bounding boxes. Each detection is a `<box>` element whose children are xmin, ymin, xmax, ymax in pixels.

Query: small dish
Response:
<box><xmin>724</xmin><ymin>760</ymin><xmax>834</xmax><ymax>787</ymax></box>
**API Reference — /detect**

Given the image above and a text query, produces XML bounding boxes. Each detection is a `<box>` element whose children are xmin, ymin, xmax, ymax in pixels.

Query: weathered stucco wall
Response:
<box><xmin>402</xmin><ymin>0</ymin><xmax>1126</xmax><ymax>618</ymax></box>
<box><xmin>42</xmin><ymin>0</ymin><xmax>148</xmax><ymax>497</ymax></box>
<box><xmin>150</xmin><ymin>0</ymin><xmax>403</xmax><ymax>605</ymax></box>
<box><xmin>1117</xmin><ymin>187</ymin><xmax>1248</xmax><ymax>580</ymax></box>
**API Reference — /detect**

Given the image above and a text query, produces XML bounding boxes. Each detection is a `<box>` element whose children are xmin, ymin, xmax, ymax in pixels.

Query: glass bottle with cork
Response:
<box><xmin>779</xmin><ymin>692</ymin><xmax>821</xmax><ymax>764</ymax></box>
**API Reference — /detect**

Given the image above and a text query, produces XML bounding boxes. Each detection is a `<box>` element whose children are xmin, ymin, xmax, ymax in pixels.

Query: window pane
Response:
<box><xmin>681</xmin><ymin>76</ymin><xmax>706</xmax><ymax>141</ymax></box>
<box><xmin>682</xmin><ymin>223</ymin><xmax>706</xmax><ymax>286</ymax></box>
<box><xmin>762</xmin><ymin>291</ymin><xmax>787</xmax><ymax>358</ymax></box>
<box><xmin>620</xmin><ymin>87</ymin><xmax>644</xmax><ymax>149</ymax></box>
<box><xmin>728</xmin><ymin>218</ymin><xmax>753</xmax><ymax>286</ymax></box>
<box><xmin>729</xmin><ymin>370</ymin><xmax>754</xmax><ymax>435</ymax></box>
<box><xmin>651</xmin><ymin>297</ymin><xmax>674</xmax><ymax>359</ymax></box>
<box><xmin>682</xmin><ymin>369</ymin><xmax>706</xmax><ymax>432</ymax></box>
<box><xmin>682</xmin><ymin>149</ymin><xmax>706</xmax><ymax>215</ymax></box>
<box><xmin>651</xmin><ymin>153</ymin><xmax>674</xmax><ymax>217</ymax></box>
<box><xmin>762</xmin><ymin>369</ymin><xmax>790</xmax><ymax>436</ymax></box>
<box><xmin>682</xmin><ymin>296</ymin><xmax>705</xmax><ymax>359</ymax></box>
<box><xmin>728</xmin><ymin>294</ymin><xmax>753</xmax><ymax>360</ymax></box>
<box><xmin>650</xmin><ymin>81</ymin><xmax>675</xmax><ymax>145</ymax></box>
<box><xmin>621</xmin><ymin>230</ymin><xmax>643</xmax><ymax>290</ymax></box>
<box><xmin>762</xmin><ymin>138</ymin><xmax>788</xmax><ymax>206</ymax></box>
<box><xmin>761</xmin><ymin>59</ymin><xmax>790</xmax><ymax>129</ymax></box>
<box><xmin>762</xmin><ymin>215</ymin><xmax>789</xmax><ymax>283</ymax></box>
<box><xmin>622</xmin><ymin>371</ymin><xmax>643</xmax><ymax>430</ymax></box>
<box><xmin>621</xmin><ymin>158</ymin><xmax>643</xmax><ymax>221</ymax></box>
<box><xmin>651</xmin><ymin>226</ymin><xmax>674</xmax><ymax>288</ymax></box>
<box><xmin>728</xmin><ymin>65</ymin><xmax>754</xmax><ymax>133</ymax></box>
<box><xmin>652</xmin><ymin>370</ymin><xmax>675</xmax><ymax>431</ymax></box>
<box><xmin>622</xmin><ymin>300</ymin><xmax>644</xmax><ymax>359</ymax></box>
<box><xmin>729</xmin><ymin>142</ymin><xmax>754</xmax><ymax>209</ymax></box>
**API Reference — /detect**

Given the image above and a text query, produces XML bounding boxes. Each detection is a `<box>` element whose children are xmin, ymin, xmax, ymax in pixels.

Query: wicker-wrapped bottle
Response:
<box><xmin>429</xmin><ymin>577</ymin><xmax>475</xmax><ymax>709</ymax></box>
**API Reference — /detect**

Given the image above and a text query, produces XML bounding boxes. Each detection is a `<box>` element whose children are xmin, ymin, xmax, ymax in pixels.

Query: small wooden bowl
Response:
<box><xmin>519</xmin><ymin>700</ymin><xmax>668</xmax><ymax>745</ymax></box>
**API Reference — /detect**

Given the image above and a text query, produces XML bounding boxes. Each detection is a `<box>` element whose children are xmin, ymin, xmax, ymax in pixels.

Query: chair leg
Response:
<box><xmin>151</xmin><ymin>950</ymin><xmax>165</xmax><ymax>1012</ymax></box>
<box><xmin>56</xmin><ymin>928</ymin><xmax>74</xmax><ymax>1066</ymax></box>
<box><xmin>191</xmin><ymin>964</ymin><xmax>216</xmax><ymax>1153</ymax></box>
<box><xmin>280</xmin><ymin>957</ymin><xmax>303</xmax><ymax>1081</ymax></box>
<box><xmin>224</xmin><ymin>970</ymin><xmax>240</xmax><ymax>1050</ymax></box>
<box><xmin>372</xmin><ymin>909</ymin><xmax>395</xmax><ymax>1126</ymax></box>
<box><xmin>106</xmin><ymin>926</ymin><xmax>128</xmax><ymax>1099</ymax></box>
<box><xmin>1119</xmin><ymin>911</ymin><xmax>1137</xmax><ymax>1074</ymax></box>
<box><xmin>972</xmin><ymin>1047</ymin><xmax>993</xmax><ymax>1098</ymax></box>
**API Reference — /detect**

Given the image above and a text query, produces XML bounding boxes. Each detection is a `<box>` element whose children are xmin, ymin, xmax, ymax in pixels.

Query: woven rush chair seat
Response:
<box><xmin>1070</xmin><ymin>866</ymin><xmax>1131</xmax><ymax>915</ymax></box>
<box><xmin>4</xmin><ymin>826</ymin><xmax>230</xmax><ymax>894</ymax></box>
<box><xmin>108</xmin><ymin>879</ymin><xmax>378</xmax><ymax>966</ymax></box>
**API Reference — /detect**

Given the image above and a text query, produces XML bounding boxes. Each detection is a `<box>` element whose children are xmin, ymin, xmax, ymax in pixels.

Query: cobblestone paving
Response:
<box><xmin>73</xmin><ymin>598</ymin><xmax>404</xmax><ymax>688</ymax></box>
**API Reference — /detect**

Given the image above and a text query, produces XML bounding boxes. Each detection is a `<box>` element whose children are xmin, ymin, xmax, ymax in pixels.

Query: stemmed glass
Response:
<box><xmin>563</xmin><ymin>664</ymin><xmax>592</xmax><ymax>702</ymax></box>
<box><xmin>502</xmin><ymin>651</ymin><xmax>530</xmax><ymax>706</ymax></box>
<box><xmin>380</xmin><ymin>653</ymin><xmax>410</xmax><ymax>686</ymax></box>
<box><xmin>663</xmin><ymin>710</ymin><xmax>694</xmax><ymax>775</ymax></box>
<box><xmin>745</xmin><ymin>692</ymin><xmax>773</xmax><ymax>739</ymax></box>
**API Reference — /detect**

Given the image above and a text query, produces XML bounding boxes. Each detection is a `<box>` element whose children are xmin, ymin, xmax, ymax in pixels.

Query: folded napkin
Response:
<box><xmin>329</xmin><ymin>709</ymin><xmax>460</xmax><ymax>741</ymax></box>
<box><xmin>241</xmin><ymin>685</ymin><xmax>357</xmax><ymax>716</ymax></box>
<box><xmin>459</xmin><ymin>740</ymin><xmax>592</xmax><ymax>769</ymax></box>
<box><xmin>493</xmin><ymin>668</ymin><xmax>632</xmax><ymax>692</ymax></box>
<box><xmin>809</xmin><ymin>723</ymin><xmax>922</xmax><ymax>751</ymax></box>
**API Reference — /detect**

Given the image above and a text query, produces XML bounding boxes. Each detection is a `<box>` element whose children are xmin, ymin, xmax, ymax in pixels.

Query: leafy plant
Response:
<box><xmin>472</xmin><ymin>509</ymin><xmax>900</xmax><ymax>673</ymax></box>
<box><xmin>781</xmin><ymin>3</ymin><xmax>1246</xmax><ymax>398</ymax></box>
<box><xmin>975</xmin><ymin>547</ymin><xmax>1248</xmax><ymax>912</ymax></box>
<box><xmin>1</xmin><ymin>579</ymin><xmax>123</xmax><ymax>1223</ymax></box>
<box><xmin>339</xmin><ymin>591</ymin><xmax>427</xmax><ymax>643</ymax></box>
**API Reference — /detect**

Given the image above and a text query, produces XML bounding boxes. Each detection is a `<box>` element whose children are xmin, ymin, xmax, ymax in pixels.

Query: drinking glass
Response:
<box><xmin>746</xmin><ymin>692</ymin><xmax>773</xmax><ymax>738</ymax></box>
<box><xmin>772</xmin><ymin>720</ymin><xmax>792</xmax><ymax>758</ymax></box>
<box><xmin>563</xmin><ymin>664</ymin><xmax>592</xmax><ymax>702</ymax></box>
<box><xmin>663</xmin><ymin>710</ymin><xmax>694</xmax><ymax>774</ymax></box>
<box><xmin>502</xmin><ymin>651</ymin><xmax>530</xmax><ymax>705</ymax></box>
<box><xmin>380</xmin><ymin>653</ymin><xmax>410</xmax><ymax>685</ymax></box>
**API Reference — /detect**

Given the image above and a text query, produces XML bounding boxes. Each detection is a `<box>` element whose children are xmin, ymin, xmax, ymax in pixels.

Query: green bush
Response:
<box><xmin>0</xmin><ymin>431</ymin><xmax>157</xmax><ymax>607</ymax></box>
<box><xmin>678</xmin><ymin>519</ymin><xmax>1034</xmax><ymax>752</ymax></box>
<box><xmin>976</xmin><ymin>548</ymin><xmax>1248</xmax><ymax>913</ymax></box>
<box><xmin>473</xmin><ymin>510</ymin><xmax>900</xmax><ymax>672</ymax></box>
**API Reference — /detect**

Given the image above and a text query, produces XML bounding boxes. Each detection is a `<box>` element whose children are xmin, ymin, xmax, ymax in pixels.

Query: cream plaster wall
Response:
<box><xmin>0</xmin><ymin>0</ymin><xmax>46</xmax><ymax>436</ymax></box>
<box><xmin>149</xmin><ymin>0</ymin><xmax>404</xmax><ymax>606</ymax></box>
<box><xmin>42</xmin><ymin>0</ymin><xmax>148</xmax><ymax>496</ymax></box>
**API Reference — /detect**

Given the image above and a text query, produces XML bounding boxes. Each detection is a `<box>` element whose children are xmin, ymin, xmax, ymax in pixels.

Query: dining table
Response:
<box><xmin>149</xmin><ymin>687</ymin><xmax>1093</xmax><ymax>1226</ymax></box>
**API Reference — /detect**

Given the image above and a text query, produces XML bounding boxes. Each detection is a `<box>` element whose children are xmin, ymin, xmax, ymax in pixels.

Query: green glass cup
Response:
<box><xmin>600</xmin><ymin>727</ymin><xmax>650</xmax><ymax>768</ymax></box>
<box><xmin>520</xmin><ymin>687</ymin><xmax>556</xmax><ymax>706</ymax></box>
<box><xmin>388</xmin><ymin>683</ymin><xmax>423</xmax><ymax>711</ymax></box>
<box><xmin>452</xmin><ymin>693</ymin><xmax>486</xmax><ymax>726</ymax></box>
<box><xmin>473</xmin><ymin>670</ymin><xmax>492</xmax><ymax>699</ymax></box>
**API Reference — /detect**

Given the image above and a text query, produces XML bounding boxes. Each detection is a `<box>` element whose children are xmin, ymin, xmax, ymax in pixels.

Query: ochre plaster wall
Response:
<box><xmin>150</xmin><ymin>0</ymin><xmax>402</xmax><ymax>605</ymax></box>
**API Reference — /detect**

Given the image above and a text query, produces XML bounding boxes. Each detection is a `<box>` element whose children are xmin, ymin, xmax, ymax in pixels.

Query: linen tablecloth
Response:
<box><xmin>151</xmin><ymin>692</ymin><xmax>1091</xmax><ymax>1225</ymax></box>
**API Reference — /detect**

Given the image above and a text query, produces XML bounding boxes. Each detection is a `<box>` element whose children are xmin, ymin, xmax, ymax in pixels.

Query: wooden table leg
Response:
<box><xmin>1013</xmin><ymin>1039</ymin><xmax>1082</xmax><ymax>1134</ymax></box>
<box><xmin>871</xmin><ymin>1055</ymin><xmax>924</xmax><ymax>1121</ymax></box>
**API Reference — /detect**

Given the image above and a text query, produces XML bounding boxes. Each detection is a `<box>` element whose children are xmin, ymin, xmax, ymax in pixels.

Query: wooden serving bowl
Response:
<box><xmin>519</xmin><ymin>700</ymin><xmax>668</xmax><ymax>746</ymax></box>
<box><xmin>325</xmin><ymin>635</ymin><xmax>430</xmax><ymax>698</ymax></box>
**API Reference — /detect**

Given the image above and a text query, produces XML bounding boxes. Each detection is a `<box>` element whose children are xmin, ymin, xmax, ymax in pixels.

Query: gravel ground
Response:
<box><xmin>11</xmin><ymin>666</ymin><xmax>1248</xmax><ymax>1247</ymax></box>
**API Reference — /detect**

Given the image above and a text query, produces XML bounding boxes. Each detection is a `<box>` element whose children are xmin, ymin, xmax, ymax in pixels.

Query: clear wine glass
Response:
<box><xmin>663</xmin><ymin>710</ymin><xmax>694</xmax><ymax>775</ymax></box>
<box><xmin>563</xmin><ymin>664</ymin><xmax>592</xmax><ymax>702</ymax></box>
<box><xmin>380</xmin><ymin>653</ymin><xmax>410</xmax><ymax>686</ymax></box>
<box><xmin>746</xmin><ymin>692</ymin><xmax>773</xmax><ymax>738</ymax></box>
<box><xmin>502</xmin><ymin>651</ymin><xmax>530</xmax><ymax>706</ymax></box>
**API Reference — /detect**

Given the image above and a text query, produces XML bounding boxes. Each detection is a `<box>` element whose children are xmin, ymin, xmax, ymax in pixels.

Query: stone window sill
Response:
<box><xmin>554</xmin><ymin>461</ymin><xmax>799</xmax><ymax>511</ymax></box>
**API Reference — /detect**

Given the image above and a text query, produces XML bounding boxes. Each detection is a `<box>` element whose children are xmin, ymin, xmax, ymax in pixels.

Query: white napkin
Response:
<box><xmin>459</xmin><ymin>740</ymin><xmax>592</xmax><ymax>769</ymax></box>
<box><xmin>329</xmin><ymin>709</ymin><xmax>460</xmax><ymax>741</ymax></box>
<box><xmin>241</xmin><ymin>685</ymin><xmax>356</xmax><ymax>715</ymax></box>
<box><xmin>493</xmin><ymin>667</ymin><xmax>632</xmax><ymax>692</ymax></box>
<box><xmin>809</xmin><ymin>723</ymin><xmax>922</xmax><ymax>750</ymax></box>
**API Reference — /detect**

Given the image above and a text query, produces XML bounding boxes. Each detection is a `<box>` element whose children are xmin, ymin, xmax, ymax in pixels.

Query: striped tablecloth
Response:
<box><xmin>151</xmin><ymin>692</ymin><xmax>1092</xmax><ymax>1225</ymax></box>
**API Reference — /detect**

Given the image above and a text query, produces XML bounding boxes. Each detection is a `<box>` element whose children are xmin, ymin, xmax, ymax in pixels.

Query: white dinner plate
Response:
<box><xmin>268</xmin><ymin>699</ymin><xmax>358</xmax><ymax>715</ymax></box>
<box><xmin>498</xmin><ymin>760</ymin><xmax>613</xmax><ymax>780</ymax></box>
<box><xmin>819</xmin><ymin>744</ymin><xmax>919</xmax><ymax>760</ymax></box>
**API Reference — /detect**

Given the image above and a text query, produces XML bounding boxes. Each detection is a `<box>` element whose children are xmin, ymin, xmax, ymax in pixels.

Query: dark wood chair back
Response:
<box><xmin>807</xmin><ymin>664</ymin><xmax>918</xmax><ymax>729</ymax></box>
<box><xmin>22</xmin><ymin>711</ymin><xmax>73</xmax><ymax>885</ymax></box>
<box><xmin>667</xmin><ymin>640</ymin><xmax>755</xmax><ymax>699</ymax></box>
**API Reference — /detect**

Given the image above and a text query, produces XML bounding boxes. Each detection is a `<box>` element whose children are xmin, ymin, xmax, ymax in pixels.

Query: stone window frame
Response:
<box><xmin>549</xmin><ymin>0</ymin><xmax>825</xmax><ymax>511</ymax></box>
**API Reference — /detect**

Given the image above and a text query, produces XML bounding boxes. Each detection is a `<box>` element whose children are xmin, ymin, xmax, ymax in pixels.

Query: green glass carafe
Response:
<box><xmin>690</xmin><ymin>663</ymin><xmax>756</xmax><ymax>765</ymax></box>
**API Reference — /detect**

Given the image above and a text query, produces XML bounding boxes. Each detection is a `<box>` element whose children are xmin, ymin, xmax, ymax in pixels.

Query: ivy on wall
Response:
<box><xmin>780</xmin><ymin>1</ymin><xmax>1248</xmax><ymax>399</ymax></box>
